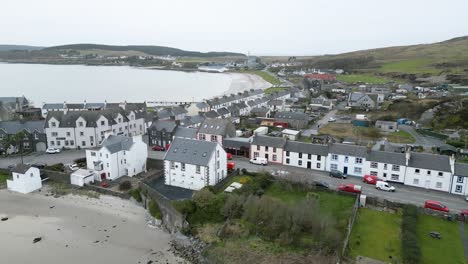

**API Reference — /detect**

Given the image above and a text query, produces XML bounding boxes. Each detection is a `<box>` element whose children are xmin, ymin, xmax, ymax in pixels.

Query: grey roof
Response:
<box><xmin>408</xmin><ymin>152</ymin><xmax>451</xmax><ymax>172</ymax></box>
<box><xmin>149</xmin><ymin>120</ymin><xmax>177</xmax><ymax>132</ymax></box>
<box><xmin>251</xmin><ymin>135</ymin><xmax>286</xmax><ymax>148</ymax></box>
<box><xmin>157</xmin><ymin>108</ymin><xmax>173</xmax><ymax>119</ymax></box>
<box><xmin>367</xmin><ymin>151</ymin><xmax>406</xmax><ymax>166</ymax></box>
<box><xmin>310</xmin><ymin>98</ymin><xmax>325</xmax><ymax>105</ymax></box>
<box><xmin>223</xmin><ymin>137</ymin><xmax>251</xmax><ymax>149</ymax></box>
<box><xmin>0</xmin><ymin>120</ymin><xmax>45</xmax><ymax>134</ymax></box>
<box><xmin>198</xmin><ymin>119</ymin><xmax>236</xmax><ymax>137</ymax></box>
<box><xmin>250</xmin><ymin>107</ymin><xmax>270</xmax><ymax>114</ymax></box>
<box><xmin>274</xmin><ymin>111</ymin><xmax>308</xmax><ymax>121</ymax></box>
<box><xmin>268</xmin><ymin>99</ymin><xmax>283</xmax><ymax>106</ymax></box>
<box><xmin>187</xmin><ymin>115</ymin><xmax>205</xmax><ymax>125</ymax></box>
<box><xmin>174</xmin><ymin>127</ymin><xmax>197</xmax><ymax>139</ymax></box>
<box><xmin>375</xmin><ymin>120</ymin><xmax>397</xmax><ymax>126</ymax></box>
<box><xmin>164</xmin><ymin>137</ymin><xmax>217</xmax><ymax>166</ymax></box>
<box><xmin>195</xmin><ymin>102</ymin><xmax>209</xmax><ymax>109</ymax></box>
<box><xmin>234</xmin><ymin>102</ymin><xmax>248</xmax><ymax>109</ymax></box>
<box><xmin>284</xmin><ymin>141</ymin><xmax>328</xmax><ymax>156</ymax></box>
<box><xmin>0</xmin><ymin>97</ymin><xmax>27</xmax><ymax>104</ymax></box>
<box><xmin>101</xmin><ymin>135</ymin><xmax>134</xmax><ymax>154</ymax></box>
<box><xmin>12</xmin><ymin>164</ymin><xmax>32</xmax><ymax>174</ymax></box>
<box><xmin>45</xmin><ymin>108</ymin><xmax>141</xmax><ymax>128</ymax></box>
<box><xmin>217</xmin><ymin>107</ymin><xmax>230</xmax><ymax>116</ymax></box>
<box><xmin>227</xmin><ymin>105</ymin><xmax>240</xmax><ymax>112</ymax></box>
<box><xmin>42</xmin><ymin>103</ymin><xmax>65</xmax><ymax>109</ymax></box>
<box><xmin>172</xmin><ymin>106</ymin><xmax>188</xmax><ymax>115</ymax></box>
<box><xmin>328</xmin><ymin>143</ymin><xmax>368</xmax><ymax>158</ymax></box>
<box><xmin>204</xmin><ymin>110</ymin><xmax>220</xmax><ymax>119</ymax></box>
<box><xmin>455</xmin><ymin>163</ymin><xmax>468</xmax><ymax>177</ymax></box>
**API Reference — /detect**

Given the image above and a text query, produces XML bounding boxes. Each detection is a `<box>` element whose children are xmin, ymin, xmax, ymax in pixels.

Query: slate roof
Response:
<box><xmin>101</xmin><ymin>135</ymin><xmax>134</xmax><ymax>154</ymax></box>
<box><xmin>349</xmin><ymin>92</ymin><xmax>368</xmax><ymax>103</ymax></box>
<box><xmin>42</xmin><ymin>103</ymin><xmax>65</xmax><ymax>110</ymax></box>
<box><xmin>367</xmin><ymin>151</ymin><xmax>406</xmax><ymax>166</ymax></box>
<box><xmin>164</xmin><ymin>137</ymin><xmax>217</xmax><ymax>166</ymax></box>
<box><xmin>408</xmin><ymin>152</ymin><xmax>451</xmax><ymax>172</ymax></box>
<box><xmin>251</xmin><ymin>135</ymin><xmax>286</xmax><ymax>148</ymax></box>
<box><xmin>204</xmin><ymin>110</ymin><xmax>220</xmax><ymax>119</ymax></box>
<box><xmin>217</xmin><ymin>108</ymin><xmax>230</xmax><ymax>116</ymax></box>
<box><xmin>274</xmin><ymin>111</ymin><xmax>308</xmax><ymax>121</ymax></box>
<box><xmin>149</xmin><ymin>120</ymin><xmax>177</xmax><ymax>132</ymax></box>
<box><xmin>234</xmin><ymin>102</ymin><xmax>248</xmax><ymax>109</ymax></box>
<box><xmin>172</xmin><ymin>106</ymin><xmax>188</xmax><ymax>115</ymax></box>
<box><xmin>198</xmin><ymin>119</ymin><xmax>236</xmax><ymax>137</ymax></box>
<box><xmin>174</xmin><ymin>127</ymin><xmax>197</xmax><ymax>139</ymax></box>
<box><xmin>0</xmin><ymin>120</ymin><xmax>45</xmax><ymax>134</ymax></box>
<box><xmin>247</xmin><ymin>100</ymin><xmax>257</xmax><ymax>107</ymax></box>
<box><xmin>12</xmin><ymin>164</ymin><xmax>32</xmax><ymax>174</ymax></box>
<box><xmin>328</xmin><ymin>143</ymin><xmax>369</xmax><ymax>158</ymax></box>
<box><xmin>250</xmin><ymin>107</ymin><xmax>270</xmax><ymax>114</ymax></box>
<box><xmin>284</xmin><ymin>141</ymin><xmax>328</xmax><ymax>156</ymax></box>
<box><xmin>455</xmin><ymin>163</ymin><xmax>468</xmax><ymax>177</ymax></box>
<box><xmin>268</xmin><ymin>100</ymin><xmax>283</xmax><ymax>106</ymax></box>
<box><xmin>223</xmin><ymin>137</ymin><xmax>251</xmax><ymax>149</ymax></box>
<box><xmin>45</xmin><ymin>108</ymin><xmax>133</xmax><ymax>128</ymax></box>
<box><xmin>196</xmin><ymin>102</ymin><xmax>209</xmax><ymax>109</ymax></box>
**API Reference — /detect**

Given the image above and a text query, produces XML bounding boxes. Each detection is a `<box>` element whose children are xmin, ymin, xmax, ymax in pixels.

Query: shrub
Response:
<box><xmin>172</xmin><ymin>199</ymin><xmax>196</xmax><ymax>215</ymax></box>
<box><xmin>148</xmin><ymin>199</ymin><xmax>162</xmax><ymax>219</ymax></box>
<box><xmin>401</xmin><ymin>204</ymin><xmax>421</xmax><ymax>264</ymax></box>
<box><xmin>128</xmin><ymin>188</ymin><xmax>142</xmax><ymax>202</ymax></box>
<box><xmin>239</xmin><ymin>176</ymin><xmax>252</xmax><ymax>184</ymax></box>
<box><xmin>45</xmin><ymin>163</ymin><xmax>64</xmax><ymax>172</ymax></box>
<box><xmin>118</xmin><ymin>180</ymin><xmax>132</xmax><ymax>191</ymax></box>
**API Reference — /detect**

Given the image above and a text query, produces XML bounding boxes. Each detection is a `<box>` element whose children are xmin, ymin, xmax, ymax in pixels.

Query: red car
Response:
<box><xmin>424</xmin><ymin>200</ymin><xmax>449</xmax><ymax>213</ymax></box>
<box><xmin>100</xmin><ymin>181</ymin><xmax>109</xmax><ymax>188</ymax></box>
<box><xmin>227</xmin><ymin>162</ymin><xmax>235</xmax><ymax>171</ymax></box>
<box><xmin>227</xmin><ymin>153</ymin><xmax>233</xmax><ymax>160</ymax></box>
<box><xmin>151</xmin><ymin>145</ymin><xmax>165</xmax><ymax>151</ymax></box>
<box><xmin>363</xmin><ymin>175</ymin><xmax>379</xmax><ymax>185</ymax></box>
<box><xmin>338</xmin><ymin>184</ymin><xmax>362</xmax><ymax>194</ymax></box>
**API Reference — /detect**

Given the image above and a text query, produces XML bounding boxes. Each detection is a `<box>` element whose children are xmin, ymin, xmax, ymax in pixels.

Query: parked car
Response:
<box><xmin>375</xmin><ymin>181</ymin><xmax>395</xmax><ymax>192</ymax></box>
<box><xmin>68</xmin><ymin>163</ymin><xmax>79</xmax><ymax>171</ymax></box>
<box><xmin>101</xmin><ymin>181</ymin><xmax>109</xmax><ymax>188</ymax></box>
<box><xmin>46</xmin><ymin>148</ymin><xmax>60</xmax><ymax>154</ymax></box>
<box><xmin>363</xmin><ymin>175</ymin><xmax>380</xmax><ymax>185</ymax></box>
<box><xmin>31</xmin><ymin>162</ymin><xmax>46</xmax><ymax>169</ymax></box>
<box><xmin>227</xmin><ymin>162</ymin><xmax>235</xmax><ymax>171</ymax></box>
<box><xmin>313</xmin><ymin>181</ymin><xmax>329</xmax><ymax>189</ymax></box>
<box><xmin>424</xmin><ymin>200</ymin><xmax>449</xmax><ymax>213</ymax></box>
<box><xmin>151</xmin><ymin>145</ymin><xmax>165</xmax><ymax>151</ymax></box>
<box><xmin>7</xmin><ymin>164</ymin><xmax>15</xmax><ymax>171</ymax></box>
<box><xmin>338</xmin><ymin>184</ymin><xmax>362</xmax><ymax>194</ymax></box>
<box><xmin>227</xmin><ymin>153</ymin><xmax>233</xmax><ymax>160</ymax></box>
<box><xmin>328</xmin><ymin>117</ymin><xmax>337</xmax><ymax>122</ymax></box>
<box><xmin>250</xmin><ymin>157</ymin><xmax>268</xmax><ymax>165</ymax></box>
<box><xmin>330</xmin><ymin>170</ymin><xmax>346</xmax><ymax>179</ymax></box>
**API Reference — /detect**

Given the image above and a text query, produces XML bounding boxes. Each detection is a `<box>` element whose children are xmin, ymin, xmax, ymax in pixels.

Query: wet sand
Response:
<box><xmin>223</xmin><ymin>72</ymin><xmax>272</xmax><ymax>95</ymax></box>
<box><xmin>0</xmin><ymin>189</ymin><xmax>185</xmax><ymax>264</ymax></box>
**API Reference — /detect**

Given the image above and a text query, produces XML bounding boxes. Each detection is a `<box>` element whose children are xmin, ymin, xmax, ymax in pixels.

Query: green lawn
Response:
<box><xmin>235</xmin><ymin>70</ymin><xmax>281</xmax><ymax>85</ymax></box>
<box><xmin>336</xmin><ymin>74</ymin><xmax>390</xmax><ymax>84</ymax></box>
<box><xmin>0</xmin><ymin>171</ymin><xmax>9</xmax><ymax>186</ymax></box>
<box><xmin>349</xmin><ymin>209</ymin><xmax>402</xmax><ymax>262</ymax></box>
<box><xmin>387</xmin><ymin>130</ymin><xmax>416</xmax><ymax>144</ymax></box>
<box><xmin>379</xmin><ymin>59</ymin><xmax>439</xmax><ymax>74</ymax></box>
<box><xmin>264</xmin><ymin>86</ymin><xmax>287</xmax><ymax>94</ymax></box>
<box><xmin>417</xmin><ymin>215</ymin><xmax>465</xmax><ymax>264</ymax></box>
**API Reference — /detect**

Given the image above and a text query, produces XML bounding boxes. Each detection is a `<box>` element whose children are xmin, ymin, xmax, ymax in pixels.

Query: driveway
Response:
<box><xmin>399</xmin><ymin>125</ymin><xmax>445</xmax><ymax>148</ymax></box>
<box><xmin>0</xmin><ymin>149</ymin><xmax>85</xmax><ymax>169</ymax></box>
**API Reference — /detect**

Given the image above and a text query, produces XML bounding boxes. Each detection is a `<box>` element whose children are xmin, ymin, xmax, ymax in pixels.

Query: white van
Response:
<box><xmin>250</xmin><ymin>157</ymin><xmax>268</xmax><ymax>166</ymax></box>
<box><xmin>376</xmin><ymin>181</ymin><xmax>395</xmax><ymax>192</ymax></box>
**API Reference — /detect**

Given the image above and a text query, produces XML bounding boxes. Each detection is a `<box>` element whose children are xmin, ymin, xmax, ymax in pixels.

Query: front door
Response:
<box><xmin>343</xmin><ymin>166</ymin><xmax>348</xmax><ymax>175</ymax></box>
<box><xmin>265</xmin><ymin>153</ymin><xmax>269</xmax><ymax>160</ymax></box>
<box><xmin>307</xmin><ymin>161</ymin><xmax>312</xmax><ymax>169</ymax></box>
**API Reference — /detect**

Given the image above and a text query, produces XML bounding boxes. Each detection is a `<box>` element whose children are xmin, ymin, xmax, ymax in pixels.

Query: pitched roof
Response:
<box><xmin>174</xmin><ymin>127</ymin><xmax>197</xmax><ymax>139</ymax></box>
<box><xmin>455</xmin><ymin>163</ymin><xmax>468</xmax><ymax>177</ymax></box>
<box><xmin>164</xmin><ymin>137</ymin><xmax>217</xmax><ymax>166</ymax></box>
<box><xmin>223</xmin><ymin>137</ymin><xmax>251</xmax><ymax>149</ymax></box>
<box><xmin>101</xmin><ymin>135</ymin><xmax>134</xmax><ymax>154</ymax></box>
<box><xmin>45</xmin><ymin>108</ymin><xmax>135</xmax><ymax>128</ymax></box>
<box><xmin>12</xmin><ymin>164</ymin><xmax>32</xmax><ymax>174</ymax></box>
<box><xmin>0</xmin><ymin>120</ymin><xmax>45</xmax><ymax>134</ymax></box>
<box><xmin>408</xmin><ymin>152</ymin><xmax>451</xmax><ymax>172</ymax></box>
<box><xmin>268</xmin><ymin>100</ymin><xmax>284</xmax><ymax>106</ymax></box>
<box><xmin>204</xmin><ymin>110</ymin><xmax>220</xmax><ymax>119</ymax></box>
<box><xmin>250</xmin><ymin>107</ymin><xmax>270</xmax><ymax>114</ymax></box>
<box><xmin>197</xmin><ymin>119</ymin><xmax>236</xmax><ymax>137</ymax></box>
<box><xmin>328</xmin><ymin>143</ymin><xmax>368</xmax><ymax>157</ymax></box>
<box><xmin>284</xmin><ymin>141</ymin><xmax>328</xmax><ymax>155</ymax></box>
<box><xmin>149</xmin><ymin>120</ymin><xmax>177</xmax><ymax>132</ymax></box>
<box><xmin>217</xmin><ymin>107</ymin><xmax>230</xmax><ymax>116</ymax></box>
<box><xmin>251</xmin><ymin>135</ymin><xmax>286</xmax><ymax>148</ymax></box>
<box><xmin>195</xmin><ymin>102</ymin><xmax>210</xmax><ymax>109</ymax></box>
<box><xmin>367</xmin><ymin>151</ymin><xmax>406</xmax><ymax>166</ymax></box>
<box><xmin>274</xmin><ymin>111</ymin><xmax>308</xmax><ymax>121</ymax></box>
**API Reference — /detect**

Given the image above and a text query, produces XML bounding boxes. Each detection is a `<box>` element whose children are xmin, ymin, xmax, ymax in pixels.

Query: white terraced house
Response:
<box><xmin>250</xmin><ymin>135</ymin><xmax>286</xmax><ymax>164</ymax></box>
<box><xmin>365</xmin><ymin>151</ymin><xmax>407</xmax><ymax>183</ymax></box>
<box><xmin>164</xmin><ymin>137</ymin><xmax>227</xmax><ymax>190</ymax></box>
<box><xmin>86</xmin><ymin>134</ymin><xmax>148</xmax><ymax>181</ymax></box>
<box><xmin>45</xmin><ymin>108</ymin><xmax>146</xmax><ymax>149</ymax></box>
<box><xmin>326</xmin><ymin>144</ymin><xmax>368</xmax><ymax>177</ymax></box>
<box><xmin>451</xmin><ymin>163</ymin><xmax>468</xmax><ymax>195</ymax></box>
<box><xmin>283</xmin><ymin>141</ymin><xmax>328</xmax><ymax>171</ymax></box>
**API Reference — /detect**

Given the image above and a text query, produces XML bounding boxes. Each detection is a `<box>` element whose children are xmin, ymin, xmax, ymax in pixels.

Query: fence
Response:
<box><xmin>341</xmin><ymin>195</ymin><xmax>360</xmax><ymax>259</ymax></box>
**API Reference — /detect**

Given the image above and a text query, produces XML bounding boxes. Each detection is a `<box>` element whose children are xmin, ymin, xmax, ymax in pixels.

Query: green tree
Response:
<box><xmin>1</xmin><ymin>131</ymin><xmax>26</xmax><ymax>163</ymax></box>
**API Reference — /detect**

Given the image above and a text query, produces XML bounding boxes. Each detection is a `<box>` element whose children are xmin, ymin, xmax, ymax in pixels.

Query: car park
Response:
<box><xmin>375</xmin><ymin>181</ymin><xmax>395</xmax><ymax>192</ymax></box>
<box><xmin>338</xmin><ymin>184</ymin><xmax>362</xmax><ymax>194</ymax></box>
<box><xmin>329</xmin><ymin>170</ymin><xmax>346</xmax><ymax>179</ymax></box>
<box><xmin>424</xmin><ymin>200</ymin><xmax>449</xmax><ymax>213</ymax></box>
<box><xmin>249</xmin><ymin>157</ymin><xmax>268</xmax><ymax>165</ymax></box>
<box><xmin>46</xmin><ymin>148</ymin><xmax>61</xmax><ymax>154</ymax></box>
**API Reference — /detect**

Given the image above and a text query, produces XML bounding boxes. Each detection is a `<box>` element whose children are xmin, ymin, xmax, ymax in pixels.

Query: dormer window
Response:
<box><xmin>51</xmin><ymin>122</ymin><xmax>57</xmax><ymax>127</ymax></box>
<box><xmin>78</xmin><ymin>121</ymin><xmax>84</xmax><ymax>127</ymax></box>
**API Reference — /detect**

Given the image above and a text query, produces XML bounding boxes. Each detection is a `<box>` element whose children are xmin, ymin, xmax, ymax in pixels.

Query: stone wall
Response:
<box><xmin>84</xmin><ymin>184</ymin><xmax>130</xmax><ymax>199</ymax></box>
<box><xmin>41</xmin><ymin>169</ymin><xmax>70</xmax><ymax>183</ymax></box>
<box><xmin>147</xmin><ymin>158</ymin><xmax>164</xmax><ymax>170</ymax></box>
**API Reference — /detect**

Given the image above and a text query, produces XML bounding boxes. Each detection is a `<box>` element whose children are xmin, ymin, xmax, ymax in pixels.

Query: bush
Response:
<box><xmin>118</xmin><ymin>180</ymin><xmax>132</xmax><ymax>191</ymax></box>
<box><xmin>148</xmin><ymin>199</ymin><xmax>162</xmax><ymax>219</ymax></box>
<box><xmin>401</xmin><ymin>205</ymin><xmax>421</xmax><ymax>264</ymax></box>
<box><xmin>128</xmin><ymin>188</ymin><xmax>142</xmax><ymax>202</ymax></box>
<box><xmin>172</xmin><ymin>199</ymin><xmax>196</xmax><ymax>215</ymax></box>
<box><xmin>45</xmin><ymin>163</ymin><xmax>64</xmax><ymax>172</ymax></box>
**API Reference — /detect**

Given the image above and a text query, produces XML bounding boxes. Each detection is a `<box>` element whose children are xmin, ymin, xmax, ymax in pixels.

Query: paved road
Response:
<box><xmin>302</xmin><ymin>107</ymin><xmax>339</xmax><ymax>137</ymax></box>
<box><xmin>0</xmin><ymin>150</ymin><xmax>85</xmax><ymax>168</ymax></box>
<box><xmin>399</xmin><ymin>125</ymin><xmax>444</xmax><ymax>148</ymax></box>
<box><xmin>232</xmin><ymin>157</ymin><xmax>468</xmax><ymax>213</ymax></box>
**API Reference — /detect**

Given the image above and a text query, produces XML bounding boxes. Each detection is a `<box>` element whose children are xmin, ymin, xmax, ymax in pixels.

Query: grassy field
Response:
<box><xmin>319</xmin><ymin>123</ymin><xmax>382</xmax><ymax>141</ymax></box>
<box><xmin>386</xmin><ymin>130</ymin><xmax>416</xmax><ymax>144</ymax></box>
<box><xmin>349</xmin><ymin>209</ymin><xmax>402</xmax><ymax>262</ymax></box>
<box><xmin>236</xmin><ymin>70</ymin><xmax>281</xmax><ymax>85</ymax></box>
<box><xmin>379</xmin><ymin>58</ymin><xmax>439</xmax><ymax>74</ymax></box>
<box><xmin>417</xmin><ymin>215</ymin><xmax>465</xmax><ymax>264</ymax></box>
<box><xmin>0</xmin><ymin>171</ymin><xmax>8</xmax><ymax>186</ymax></box>
<box><xmin>264</xmin><ymin>87</ymin><xmax>287</xmax><ymax>94</ymax></box>
<box><xmin>336</xmin><ymin>74</ymin><xmax>390</xmax><ymax>84</ymax></box>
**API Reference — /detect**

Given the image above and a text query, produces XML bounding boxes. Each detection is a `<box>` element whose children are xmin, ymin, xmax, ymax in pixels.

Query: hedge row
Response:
<box><xmin>401</xmin><ymin>205</ymin><xmax>421</xmax><ymax>264</ymax></box>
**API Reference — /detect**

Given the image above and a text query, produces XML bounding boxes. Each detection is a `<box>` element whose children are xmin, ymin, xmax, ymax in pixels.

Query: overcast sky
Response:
<box><xmin>1</xmin><ymin>0</ymin><xmax>468</xmax><ymax>55</ymax></box>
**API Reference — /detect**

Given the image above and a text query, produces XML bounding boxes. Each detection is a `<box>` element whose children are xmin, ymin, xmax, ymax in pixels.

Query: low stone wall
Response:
<box><xmin>139</xmin><ymin>181</ymin><xmax>188</xmax><ymax>233</ymax></box>
<box><xmin>84</xmin><ymin>184</ymin><xmax>130</xmax><ymax>199</ymax></box>
<box><xmin>341</xmin><ymin>196</ymin><xmax>360</xmax><ymax>259</ymax></box>
<box><xmin>147</xmin><ymin>158</ymin><xmax>164</xmax><ymax>170</ymax></box>
<box><xmin>41</xmin><ymin>169</ymin><xmax>69</xmax><ymax>183</ymax></box>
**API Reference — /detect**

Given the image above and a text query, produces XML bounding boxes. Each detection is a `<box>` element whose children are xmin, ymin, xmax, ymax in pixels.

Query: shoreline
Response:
<box><xmin>0</xmin><ymin>188</ymin><xmax>185</xmax><ymax>264</ymax></box>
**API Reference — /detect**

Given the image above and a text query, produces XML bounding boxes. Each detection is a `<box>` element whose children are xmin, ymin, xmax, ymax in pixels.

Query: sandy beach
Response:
<box><xmin>0</xmin><ymin>189</ymin><xmax>185</xmax><ymax>264</ymax></box>
<box><xmin>223</xmin><ymin>72</ymin><xmax>272</xmax><ymax>95</ymax></box>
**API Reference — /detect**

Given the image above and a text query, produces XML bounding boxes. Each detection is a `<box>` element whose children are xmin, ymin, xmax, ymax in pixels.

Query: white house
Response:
<box><xmin>85</xmin><ymin>134</ymin><xmax>148</xmax><ymax>181</ymax></box>
<box><xmin>326</xmin><ymin>144</ymin><xmax>368</xmax><ymax>177</ymax></box>
<box><xmin>197</xmin><ymin>119</ymin><xmax>236</xmax><ymax>146</ymax></box>
<box><xmin>283</xmin><ymin>141</ymin><xmax>328</xmax><ymax>171</ymax></box>
<box><xmin>70</xmin><ymin>169</ymin><xmax>95</xmax><ymax>187</ymax></box>
<box><xmin>403</xmin><ymin>152</ymin><xmax>454</xmax><ymax>192</ymax></box>
<box><xmin>186</xmin><ymin>102</ymin><xmax>210</xmax><ymax>116</ymax></box>
<box><xmin>164</xmin><ymin>137</ymin><xmax>227</xmax><ymax>190</ymax></box>
<box><xmin>450</xmin><ymin>163</ymin><xmax>468</xmax><ymax>195</ymax></box>
<box><xmin>7</xmin><ymin>164</ymin><xmax>42</xmax><ymax>194</ymax></box>
<box><xmin>365</xmin><ymin>151</ymin><xmax>407</xmax><ymax>183</ymax></box>
<box><xmin>250</xmin><ymin>135</ymin><xmax>286</xmax><ymax>164</ymax></box>
<box><xmin>281</xmin><ymin>129</ymin><xmax>300</xmax><ymax>141</ymax></box>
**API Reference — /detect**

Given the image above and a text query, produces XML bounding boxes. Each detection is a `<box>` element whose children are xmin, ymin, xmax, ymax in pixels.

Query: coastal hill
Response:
<box><xmin>0</xmin><ymin>45</ymin><xmax>44</xmax><ymax>51</ymax></box>
<box><xmin>44</xmin><ymin>44</ymin><xmax>245</xmax><ymax>58</ymax></box>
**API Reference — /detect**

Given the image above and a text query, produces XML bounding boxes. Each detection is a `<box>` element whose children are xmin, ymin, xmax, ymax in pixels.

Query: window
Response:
<box><xmin>457</xmin><ymin>177</ymin><xmax>464</xmax><ymax>183</ymax></box>
<box><xmin>286</xmin><ymin>158</ymin><xmax>290</xmax><ymax>164</ymax></box>
<box><xmin>316</xmin><ymin>163</ymin><xmax>321</xmax><ymax>169</ymax></box>
<box><xmin>413</xmin><ymin>179</ymin><xmax>419</xmax><ymax>185</ymax></box>
<box><xmin>171</xmin><ymin>162</ymin><xmax>175</xmax><ymax>169</ymax></box>
<box><xmin>125</xmin><ymin>126</ymin><xmax>128</xmax><ymax>130</ymax></box>
<box><xmin>200</xmin><ymin>134</ymin><xmax>206</xmax><ymax>140</ymax></box>
<box><xmin>392</xmin><ymin>165</ymin><xmax>400</xmax><ymax>171</ymax></box>
<box><xmin>438</xmin><ymin>172</ymin><xmax>443</xmax><ymax>177</ymax></box>
<box><xmin>415</xmin><ymin>169</ymin><xmax>420</xmax><ymax>174</ymax></box>
<box><xmin>91</xmin><ymin>152</ymin><xmax>96</xmax><ymax>156</ymax></box>
<box><xmin>80</xmin><ymin>132</ymin><xmax>84</xmax><ymax>136</ymax></box>
<box><xmin>273</xmin><ymin>147</ymin><xmax>277</xmax><ymax>153</ymax></box>
<box><xmin>254</xmin><ymin>152</ymin><xmax>259</xmax><ymax>158</ymax></box>
<box><xmin>65</xmin><ymin>140</ymin><xmax>69</xmax><ymax>146</ymax></box>
<box><xmin>265</xmin><ymin>146</ymin><xmax>269</xmax><ymax>151</ymax></box>
<box><xmin>330</xmin><ymin>164</ymin><xmax>338</xmax><ymax>170</ymax></box>
<box><xmin>355</xmin><ymin>158</ymin><xmax>362</xmax><ymax>164</ymax></box>
<box><xmin>299</xmin><ymin>153</ymin><xmax>302</xmax><ymax>158</ymax></box>
<box><xmin>436</xmin><ymin>182</ymin><xmax>442</xmax><ymax>189</ymax></box>
<box><xmin>196</xmin><ymin>166</ymin><xmax>200</xmax><ymax>174</ymax></box>
<box><xmin>298</xmin><ymin>160</ymin><xmax>302</xmax><ymax>166</ymax></box>
<box><xmin>50</xmin><ymin>141</ymin><xmax>55</xmax><ymax>146</ymax></box>
<box><xmin>344</xmin><ymin>156</ymin><xmax>349</xmax><ymax>163</ymax></box>
<box><xmin>30</xmin><ymin>173</ymin><xmax>33</xmax><ymax>178</ymax></box>
<box><xmin>427</xmin><ymin>170</ymin><xmax>431</xmax><ymax>175</ymax></box>
<box><xmin>383</xmin><ymin>164</ymin><xmax>388</xmax><ymax>170</ymax></box>
<box><xmin>286</xmin><ymin>151</ymin><xmax>290</xmax><ymax>157</ymax></box>
<box><xmin>370</xmin><ymin>162</ymin><xmax>378</xmax><ymax>168</ymax></box>
<box><xmin>107</xmin><ymin>163</ymin><xmax>109</xmax><ymax>168</ymax></box>
<box><xmin>216</xmin><ymin>161</ymin><xmax>220</xmax><ymax>169</ymax></box>
<box><xmin>317</xmin><ymin>155</ymin><xmax>321</xmax><ymax>161</ymax></box>
<box><xmin>82</xmin><ymin>141</ymin><xmax>85</xmax><ymax>146</ymax></box>
<box><xmin>106</xmin><ymin>154</ymin><xmax>109</xmax><ymax>158</ymax></box>
<box><xmin>90</xmin><ymin>136</ymin><xmax>94</xmax><ymax>142</ymax></box>
<box><xmin>101</xmin><ymin>121</ymin><xmax>105</xmax><ymax>126</ymax></box>
<box><xmin>370</xmin><ymin>171</ymin><xmax>378</xmax><ymax>176</ymax></box>
<box><xmin>57</xmin><ymin>141</ymin><xmax>61</xmax><ymax>146</ymax></box>
<box><xmin>66</xmin><ymin>132</ymin><xmax>71</xmax><ymax>137</ymax></box>
<box><xmin>51</xmin><ymin>132</ymin><xmax>58</xmax><ymax>137</ymax></box>
<box><xmin>308</xmin><ymin>154</ymin><xmax>312</xmax><ymax>160</ymax></box>
<box><xmin>272</xmin><ymin>154</ymin><xmax>277</xmax><ymax>161</ymax></box>
<box><xmin>354</xmin><ymin>167</ymin><xmax>362</xmax><ymax>174</ymax></box>
<box><xmin>79</xmin><ymin>121</ymin><xmax>84</xmax><ymax>127</ymax></box>
<box><xmin>331</xmin><ymin>154</ymin><xmax>338</xmax><ymax>161</ymax></box>
<box><xmin>119</xmin><ymin>127</ymin><xmax>122</xmax><ymax>132</ymax></box>
<box><xmin>181</xmin><ymin>163</ymin><xmax>186</xmax><ymax>171</ymax></box>
<box><xmin>257</xmin><ymin>145</ymin><xmax>260</xmax><ymax>151</ymax></box>
<box><xmin>391</xmin><ymin>174</ymin><xmax>399</xmax><ymax>181</ymax></box>
<box><xmin>70</xmin><ymin>140</ymin><xmax>74</xmax><ymax>146</ymax></box>
<box><xmin>211</xmin><ymin>135</ymin><xmax>217</xmax><ymax>142</ymax></box>
<box><xmin>456</xmin><ymin>185</ymin><xmax>463</xmax><ymax>193</ymax></box>
<box><xmin>51</xmin><ymin>122</ymin><xmax>56</xmax><ymax>127</ymax></box>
